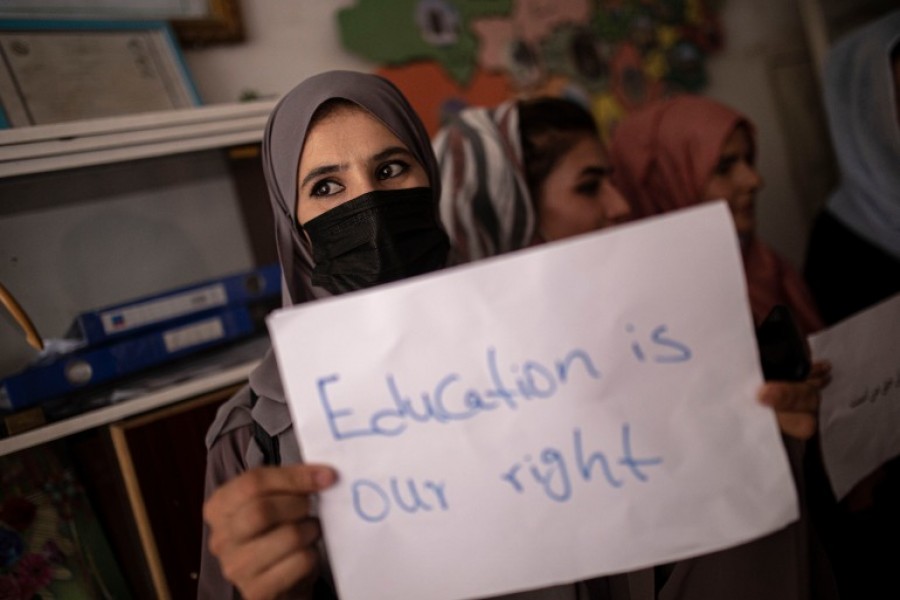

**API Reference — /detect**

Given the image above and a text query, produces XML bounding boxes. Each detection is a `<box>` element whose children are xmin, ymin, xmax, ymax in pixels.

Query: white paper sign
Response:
<box><xmin>808</xmin><ymin>292</ymin><xmax>900</xmax><ymax>500</ymax></box>
<box><xmin>268</xmin><ymin>202</ymin><xmax>797</xmax><ymax>600</ymax></box>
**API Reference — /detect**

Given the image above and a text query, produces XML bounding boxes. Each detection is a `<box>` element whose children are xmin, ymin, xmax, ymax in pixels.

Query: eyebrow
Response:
<box><xmin>298</xmin><ymin>145</ymin><xmax>415</xmax><ymax>192</ymax></box>
<box><xmin>373</xmin><ymin>145</ymin><xmax>414</xmax><ymax>163</ymax></box>
<box><xmin>299</xmin><ymin>164</ymin><xmax>342</xmax><ymax>191</ymax></box>
<box><xmin>580</xmin><ymin>165</ymin><xmax>614</xmax><ymax>177</ymax></box>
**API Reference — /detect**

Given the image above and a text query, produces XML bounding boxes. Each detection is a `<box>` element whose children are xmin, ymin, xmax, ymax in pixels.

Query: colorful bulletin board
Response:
<box><xmin>338</xmin><ymin>0</ymin><xmax>725</xmax><ymax>139</ymax></box>
<box><xmin>0</xmin><ymin>444</ymin><xmax>131</xmax><ymax>599</ymax></box>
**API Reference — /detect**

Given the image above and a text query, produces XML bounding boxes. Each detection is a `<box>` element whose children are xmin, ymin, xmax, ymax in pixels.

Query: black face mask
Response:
<box><xmin>303</xmin><ymin>187</ymin><xmax>450</xmax><ymax>295</ymax></box>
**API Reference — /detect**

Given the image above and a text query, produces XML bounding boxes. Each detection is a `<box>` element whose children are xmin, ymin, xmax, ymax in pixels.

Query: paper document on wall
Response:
<box><xmin>808</xmin><ymin>292</ymin><xmax>900</xmax><ymax>500</ymax></box>
<box><xmin>268</xmin><ymin>201</ymin><xmax>797</xmax><ymax>600</ymax></box>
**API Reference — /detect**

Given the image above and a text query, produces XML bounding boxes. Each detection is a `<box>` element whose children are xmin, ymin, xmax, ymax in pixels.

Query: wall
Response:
<box><xmin>182</xmin><ymin>0</ymin><xmax>370</xmax><ymax>104</ymax></box>
<box><xmin>182</xmin><ymin>0</ymin><xmax>835</xmax><ymax>269</ymax></box>
<box><xmin>701</xmin><ymin>0</ymin><xmax>836</xmax><ymax>269</ymax></box>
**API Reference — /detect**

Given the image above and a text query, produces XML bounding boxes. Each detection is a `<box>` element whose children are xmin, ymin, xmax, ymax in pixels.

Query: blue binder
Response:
<box><xmin>1</xmin><ymin>304</ymin><xmax>261</xmax><ymax>411</ymax></box>
<box><xmin>69</xmin><ymin>263</ymin><xmax>281</xmax><ymax>345</ymax></box>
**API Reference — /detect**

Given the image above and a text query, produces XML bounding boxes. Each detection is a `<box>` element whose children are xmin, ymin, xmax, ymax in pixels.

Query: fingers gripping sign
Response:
<box><xmin>203</xmin><ymin>464</ymin><xmax>337</xmax><ymax>600</ymax></box>
<box><xmin>758</xmin><ymin>360</ymin><xmax>832</xmax><ymax>440</ymax></box>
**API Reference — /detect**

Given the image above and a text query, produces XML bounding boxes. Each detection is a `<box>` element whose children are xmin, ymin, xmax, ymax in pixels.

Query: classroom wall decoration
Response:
<box><xmin>338</xmin><ymin>0</ymin><xmax>725</xmax><ymax>139</ymax></box>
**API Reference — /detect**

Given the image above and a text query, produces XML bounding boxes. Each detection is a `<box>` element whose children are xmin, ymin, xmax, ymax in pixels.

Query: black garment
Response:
<box><xmin>803</xmin><ymin>209</ymin><xmax>900</xmax><ymax>326</ymax></box>
<box><xmin>804</xmin><ymin>446</ymin><xmax>900</xmax><ymax>600</ymax></box>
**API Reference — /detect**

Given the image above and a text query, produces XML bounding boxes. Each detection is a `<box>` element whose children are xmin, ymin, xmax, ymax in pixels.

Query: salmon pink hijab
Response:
<box><xmin>610</xmin><ymin>95</ymin><xmax>823</xmax><ymax>334</ymax></box>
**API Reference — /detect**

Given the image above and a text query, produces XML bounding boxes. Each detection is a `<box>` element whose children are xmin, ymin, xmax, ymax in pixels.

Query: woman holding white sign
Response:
<box><xmin>198</xmin><ymin>70</ymin><xmax>450</xmax><ymax>599</ymax></box>
<box><xmin>802</xmin><ymin>10</ymin><xmax>900</xmax><ymax>599</ymax></box>
<box><xmin>199</xmin><ymin>71</ymin><xmax>623</xmax><ymax>600</ymax></box>
<box><xmin>199</xmin><ymin>72</ymin><xmax>835</xmax><ymax>600</ymax></box>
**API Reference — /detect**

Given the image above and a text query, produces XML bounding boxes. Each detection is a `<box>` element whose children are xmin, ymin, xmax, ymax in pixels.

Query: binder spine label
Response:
<box><xmin>100</xmin><ymin>283</ymin><xmax>228</xmax><ymax>335</ymax></box>
<box><xmin>163</xmin><ymin>316</ymin><xmax>227</xmax><ymax>353</ymax></box>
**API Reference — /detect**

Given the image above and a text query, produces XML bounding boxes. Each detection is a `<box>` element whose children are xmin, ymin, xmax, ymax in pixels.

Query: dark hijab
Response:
<box><xmin>206</xmin><ymin>70</ymin><xmax>442</xmax><ymax>464</ymax></box>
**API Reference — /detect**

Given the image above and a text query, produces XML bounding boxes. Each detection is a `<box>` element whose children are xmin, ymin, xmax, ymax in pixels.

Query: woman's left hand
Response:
<box><xmin>758</xmin><ymin>360</ymin><xmax>832</xmax><ymax>440</ymax></box>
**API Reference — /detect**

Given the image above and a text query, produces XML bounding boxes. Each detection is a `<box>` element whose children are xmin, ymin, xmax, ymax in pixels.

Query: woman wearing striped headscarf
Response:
<box><xmin>435</xmin><ymin>96</ymin><xmax>838</xmax><ymax>599</ymax></box>
<box><xmin>434</xmin><ymin>96</ymin><xmax>631</xmax><ymax>265</ymax></box>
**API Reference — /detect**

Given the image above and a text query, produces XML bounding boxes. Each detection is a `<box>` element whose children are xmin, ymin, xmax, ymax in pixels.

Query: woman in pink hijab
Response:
<box><xmin>609</xmin><ymin>95</ymin><xmax>823</xmax><ymax>336</ymax></box>
<box><xmin>609</xmin><ymin>95</ymin><xmax>838</xmax><ymax>600</ymax></box>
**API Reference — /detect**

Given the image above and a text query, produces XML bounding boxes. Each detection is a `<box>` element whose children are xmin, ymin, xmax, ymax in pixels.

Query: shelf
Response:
<box><xmin>0</xmin><ymin>100</ymin><xmax>277</xmax><ymax>178</ymax></box>
<box><xmin>0</xmin><ymin>358</ymin><xmax>258</xmax><ymax>457</ymax></box>
<box><xmin>0</xmin><ymin>103</ymin><xmax>276</xmax><ymax>455</ymax></box>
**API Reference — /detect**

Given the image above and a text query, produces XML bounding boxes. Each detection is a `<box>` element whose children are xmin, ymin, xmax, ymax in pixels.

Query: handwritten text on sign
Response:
<box><xmin>809</xmin><ymin>292</ymin><xmax>900</xmax><ymax>500</ymax></box>
<box><xmin>269</xmin><ymin>202</ymin><xmax>797</xmax><ymax>600</ymax></box>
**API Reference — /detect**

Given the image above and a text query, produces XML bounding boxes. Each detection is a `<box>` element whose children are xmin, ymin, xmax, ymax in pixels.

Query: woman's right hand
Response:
<box><xmin>203</xmin><ymin>464</ymin><xmax>337</xmax><ymax>600</ymax></box>
<box><xmin>758</xmin><ymin>360</ymin><xmax>832</xmax><ymax>440</ymax></box>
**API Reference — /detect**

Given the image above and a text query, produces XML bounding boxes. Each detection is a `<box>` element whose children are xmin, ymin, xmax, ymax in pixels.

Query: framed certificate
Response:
<box><xmin>0</xmin><ymin>20</ymin><xmax>201</xmax><ymax>128</ymax></box>
<box><xmin>0</xmin><ymin>0</ymin><xmax>245</xmax><ymax>47</ymax></box>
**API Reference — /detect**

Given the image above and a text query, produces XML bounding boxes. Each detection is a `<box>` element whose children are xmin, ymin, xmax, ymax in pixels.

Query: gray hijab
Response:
<box><xmin>206</xmin><ymin>70</ymin><xmax>442</xmax><ymax>463</ymax></box>
<box><xmin>823</xmin><ymin>9</ymin><xmax>900</xmax><ymax>260</ymax></box>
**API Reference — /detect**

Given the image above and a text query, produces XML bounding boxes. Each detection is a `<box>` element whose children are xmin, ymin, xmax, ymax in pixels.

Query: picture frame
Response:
<box><xmin>171</xmin><ymin>0</ymin><xmax>245</xmax><ymax>47</ymax></box>
<box><xmin>0</xmin><ymin>20</ymin><xmax>202</xmax><ymax>128</ymax></box>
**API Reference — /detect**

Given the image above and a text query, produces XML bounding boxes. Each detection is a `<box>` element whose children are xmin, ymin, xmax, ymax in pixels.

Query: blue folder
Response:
<box><xmin>70</xmin><ymin>263</ymin><xmax>281</xmax><ymax>345</ymax></box>
<box><xmin>1</xmin><ymin>303</ymin><xmax>261</xmax><ymax>411</ymax></box>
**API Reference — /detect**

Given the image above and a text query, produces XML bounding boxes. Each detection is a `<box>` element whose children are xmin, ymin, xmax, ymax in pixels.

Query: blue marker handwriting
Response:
<box><xmin>347</xmin><ymin>422</ymin><xmax>662</xmax><ymax>523</ymax></box>
<box><xmin>352</xmin><ymin>477</ymin><xmax>449</xmax><ymax>523</ymax></box>
<box><xmin>316</xmin><ymin>323</ymin><xmax>691</xmax><ymax>441</ymax></box>
<box><xmin>500</xmin><ymin>424</ymin><xmax>663</xmax><ymax>502</ymax></box>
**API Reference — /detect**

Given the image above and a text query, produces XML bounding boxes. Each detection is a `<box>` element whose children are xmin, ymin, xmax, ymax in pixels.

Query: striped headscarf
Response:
<box><xmin>433</xmin><ymin>101</ymin><xmax>536</xmax><ymax>264</ymax></box>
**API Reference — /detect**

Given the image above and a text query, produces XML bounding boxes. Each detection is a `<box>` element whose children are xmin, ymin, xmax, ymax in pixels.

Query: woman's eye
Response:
<box><xmin>376</xmin><ymin>161</ymin><xmax>408</xmax><ymax>181</ymax></box>
<box><xmin>714</xmin><ymin>158</ymin><xmax>737</xmax><ymax>176</ymax></box>
<box><xmin>575</xmin><ymin>180</ymin><xmax>600</xmax><ymax>197</ymax></box>
<box><xmin>311</xmin><ymin>180</ymin><xmax>343</xmax><ymax>197</ymax></box>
